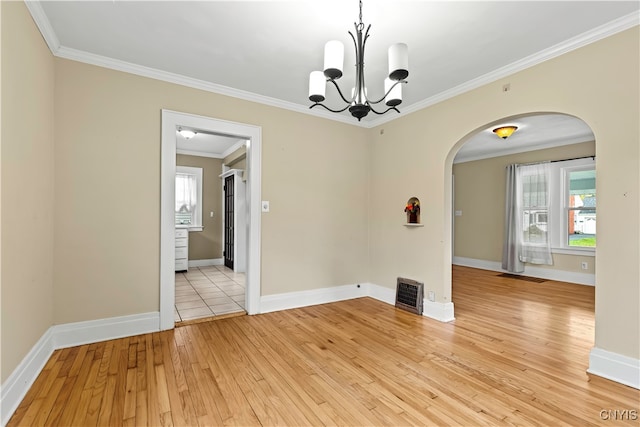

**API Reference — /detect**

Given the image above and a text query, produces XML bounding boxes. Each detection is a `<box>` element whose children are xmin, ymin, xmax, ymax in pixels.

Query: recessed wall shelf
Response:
<box><xmin>403</xmin><ymin>223</ymin><xmax>424</xmax><ymax>227</ymax></box>
<box><xmin>404</xmin><ymin>196</ymin><xmax>421</xmax><ymax>224</ymax></box>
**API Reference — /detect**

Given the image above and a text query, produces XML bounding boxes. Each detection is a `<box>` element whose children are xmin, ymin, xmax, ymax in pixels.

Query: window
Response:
<box><xmin>175</xmin><ymin>166</ymin><xmax>203</xmax><ymax>230</ymax></box>
<box><xmin>565</xmin><ymin>168</ymin><xmax>596</xmax><ymax>248</ymax></box>
<box><xmin>548</xmin><ymin>158</ymin><xmax>596</xmax><ymax>254</ymax></box>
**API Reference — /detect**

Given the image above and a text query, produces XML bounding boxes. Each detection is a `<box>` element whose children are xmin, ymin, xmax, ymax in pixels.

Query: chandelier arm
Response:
<box><xmin>367</xmin><ymin>80</ymin><xmax>407</xmax><ymax>105</ymax></box>
<box><xmin>359</xmin><ymin>25</ymin><xmax>372</xmax><ymax>103</ymax></box>
<box><xmin>348</xmin><ymin>28</ymin><xmax>363</xmax><ymax>104</ymax></box>
<box><xmin>348</xmin><ymin>29</ymin><xmax>357</xmax><ymax>46</ymax></box>
<box><xmin>327</xmin><ymin>79</ymin><xmax>354</xmax><ymax>105</ymax></box>
<box><xmin>368</xmin><ymin>104</ymin><xmax>401</xmax><ymax>116</ymax></box>
<box><xmin>309</xmin><ymin>102</ymin><xmax>351</xmax><ymax>114</ymax></box>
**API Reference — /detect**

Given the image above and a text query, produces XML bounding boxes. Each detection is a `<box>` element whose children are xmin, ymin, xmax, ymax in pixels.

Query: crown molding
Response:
<box><xmin>365</xmin><ymin>12</ymin><xmax>640</xmax><ymax>129</ymax></box>
<box><xmin>26</xmin><ymin>4</ymin><xmax>639</xmax><ymax>129</ymax></box>
<box><xmin>24</xmin><ymin>0</ymin><xmax>60</xmax><ymax>53</ymax></box>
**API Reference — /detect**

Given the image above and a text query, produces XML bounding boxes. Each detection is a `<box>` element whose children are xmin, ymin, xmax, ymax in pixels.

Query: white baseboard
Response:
<box><xmin>52</xmin><ymin>312</ymin><xmax>160</xmax><ymax>349</ymax></box>
<box><xmin>588</xmin><ymin>347</ymin><xmax>640</xmax><ymax>389</ymax></box>
<box><xmin>260</xmin><ymin>283</ymin><xmax>369</xmax><ymax>313</ymax></box>
<box><xmin>1</xmin><ymin>329</ymin><xmax>55</xmax><ymax>426</ymax></box>
<box><xmin>1</xmin><ymin>312</ymin><xmax>160</xmax><ymax>426</ymax></box>
<box><xmin>453</xmin><ymin>256</ymin><xmax>595</xmax><ymax>286</ymax></box>
<box><xmin>188</xmin><ymin>258</ymin><xmax>223</xmax><ymax>267</ymax></box>
<box><xmin>366</xmin><ymin>282</ymin><xmax>395</xmax><ymax>305</ymax></box>
<box><xmin>261</xmin><ymin>282</ymin><xmax>455</xmax><ymax>323</ymax></box>
<box><xmin>424</xmin><ymin>300</ymin><xmax>455</xmax><ymax>322</ymax></box>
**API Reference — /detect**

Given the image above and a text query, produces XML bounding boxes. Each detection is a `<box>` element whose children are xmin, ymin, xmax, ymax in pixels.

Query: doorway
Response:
<box><xmin>160</xmin><ymin>110</ymin><xmax>262</xmax><ymax>330</ymax></box>
<box><xmin>448</xmin><ymin>112</ymin><xmax>596</xmax><ymax>312</ymax></box>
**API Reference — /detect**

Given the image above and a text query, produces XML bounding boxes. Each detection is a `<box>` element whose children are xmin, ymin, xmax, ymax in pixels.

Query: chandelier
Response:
<box><xmin>308</xmin><ymin>0</ymin><xmax>409</xmax><ymax>121</ymax></box>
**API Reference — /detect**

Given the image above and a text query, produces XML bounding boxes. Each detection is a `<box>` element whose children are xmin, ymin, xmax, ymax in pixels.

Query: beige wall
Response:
<box><xmin>176</xmin><ymin>154</ymin><xmax>223</xmax><ymax>260</ymax></box>
<box><xmin>1</xmin><ymin>2</ymin><xmax>55</xmax><ymax>383</ymax></box>
<box><xmin>453</xmin><ymin>141</ymin><xmax>596</xmax><ymax>274</ymax></box>
<box><xmin>52</xmin><ymin>55</ymin><xmax>369</xmax><ymax>323</ymax></box>
<box><xmin>368</xmin><ymin>27</ymin><xmax>639</xmax><ymax>360</ymax></box>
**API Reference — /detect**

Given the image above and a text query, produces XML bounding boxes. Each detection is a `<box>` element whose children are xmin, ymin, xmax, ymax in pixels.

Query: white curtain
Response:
<box><xmin>502</xmin><ymin>164</ymin><xmax>523</xmax><ymax>272</ymax></box>
<box><xmin>502</xmin><ymin>163</ymin><xmax>553</xmax><ymax>273</ymax></box>
<box><xmin>175</xmin><ymin>173</ymin><xmax>197</xmax><ymax>213</ymax></box>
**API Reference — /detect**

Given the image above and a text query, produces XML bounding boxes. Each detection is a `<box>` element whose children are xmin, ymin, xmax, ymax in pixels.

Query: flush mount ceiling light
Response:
<box><xmin>493</xmin><ymin>126</ymin><xmax>518</xmax><ymax>139</ymax></box>
<box><xmin>178</xmin><ymin>127</ymin><xmax>196</xmax><ymax>140</ymax></box>
<box><xmin>308</xmin><ymin>0</ymin><xmax>408</xmax><ymax>121</ymax></box>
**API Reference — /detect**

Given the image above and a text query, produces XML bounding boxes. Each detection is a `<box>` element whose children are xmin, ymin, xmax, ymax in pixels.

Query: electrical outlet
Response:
<box><xmin>427</xmin><ymin>291</ymin><xmax>435</xmax><ymax>302</ymax></box>
<box><xmin>581</xmin><ymin>261</ymin><xmax>588</xmax><ymax>270</ymax></box>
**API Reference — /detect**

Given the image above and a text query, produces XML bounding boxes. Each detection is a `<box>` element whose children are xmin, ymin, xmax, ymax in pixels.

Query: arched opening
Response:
<box><xmin>445</xmin><ymin>111</ymin><xmax>596</xmax><ymax>315</ymax></box>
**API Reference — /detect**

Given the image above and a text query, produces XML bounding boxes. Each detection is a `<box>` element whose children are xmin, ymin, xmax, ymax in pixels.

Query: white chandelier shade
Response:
<box><xmin>323</xmin><ymin>40</ymin><xmax>344</xmax><ymax>80</ymax></box>
<box><xmin>308</xmin><ymin>71</ymin><xmax>326</xmax><ymax>102</ymax></box>
<box><xmin>384</xmin><ymin>77</ymin><xmax>402</xmax><ymax>107</ymax></box>
<box><xmin>388</xmin><ymin>43</ymin><xmax>409</xmax><ymax>81</ymax></box>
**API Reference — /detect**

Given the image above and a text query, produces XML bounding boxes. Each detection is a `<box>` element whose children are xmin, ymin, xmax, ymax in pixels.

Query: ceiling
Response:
<box><xmin>28</xmin><ymin>1</ymin><xmax>638</xmax><ymax>157</ymax></box>
<box><xmin>454</xmin><ymin>113</ymin><xmax>595</xmax><ymax>163</ymax></box>
<box><xmin>176</xmin><ymin>128</ymin><xmax>246</xmax><ymax>159</ymax></box>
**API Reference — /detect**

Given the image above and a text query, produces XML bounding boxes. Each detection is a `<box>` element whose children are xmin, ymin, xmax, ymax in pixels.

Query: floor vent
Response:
<box><xmin>395</xmin><ymin>277</ymin><xmax>424</xmax><ymax>315</ymax></box>
<box><xmin>497</xmin><ymin>273</ymin><xmax>547</xmax><ymax>283</ymax></box>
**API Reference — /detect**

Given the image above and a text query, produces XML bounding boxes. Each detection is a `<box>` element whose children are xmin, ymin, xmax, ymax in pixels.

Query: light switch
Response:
<box><xmin>210</xmin><ymin>211</ymin><xmax>214</xmax><ymax>218</ymax></box>
<box><xmin>262</xmin><ymin>201</ymin><xmax>270</xmax><ymax>212</ymax></box>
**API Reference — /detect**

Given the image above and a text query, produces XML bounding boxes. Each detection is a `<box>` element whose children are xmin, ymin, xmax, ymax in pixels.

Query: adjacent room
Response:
<box><xmin>173</xmin><ymin>130</ymin><xmax>249</xmax><ymax>323</ymax></box>
<box><xmin>2</xmin><ymin>1</ymin><xmax>639</xmax><ymax>425</ymax></box>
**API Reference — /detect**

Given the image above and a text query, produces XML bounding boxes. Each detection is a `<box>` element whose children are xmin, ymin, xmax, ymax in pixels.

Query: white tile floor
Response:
<box><xmin>175</xmin><ymin>265</ymin><xmax>246</xmax><ymax>322</ymax></box>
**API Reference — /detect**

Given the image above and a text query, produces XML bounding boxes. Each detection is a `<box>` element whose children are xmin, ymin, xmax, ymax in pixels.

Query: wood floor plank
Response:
<box><xmin>122</xmin><ymin>368</ymin><xmax>137</xmax><ymax>421</ymax></box>
<box><xmin>8</xmin><ymin>266</ymin><xmax>640</xmax><ymax>426</ymax></box>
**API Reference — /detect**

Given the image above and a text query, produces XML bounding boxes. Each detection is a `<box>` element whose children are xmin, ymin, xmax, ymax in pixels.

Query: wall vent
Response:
<box><xmin>395</xmin><ymin>277</ymin><xmax>424</xmax><ymax>315</ymax></box>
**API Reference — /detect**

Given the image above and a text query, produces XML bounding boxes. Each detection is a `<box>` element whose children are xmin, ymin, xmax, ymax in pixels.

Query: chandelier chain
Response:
<box><xmin>357</xmin><ymin>0</ymin><xmax>364</xmax><ymax>31</ymax></box>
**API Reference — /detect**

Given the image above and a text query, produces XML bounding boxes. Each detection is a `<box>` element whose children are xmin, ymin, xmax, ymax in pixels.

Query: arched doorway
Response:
<box><xmin>445</xmin><ymin>111</ymin><xmax>596</xmax><ymax>309</ymax></box>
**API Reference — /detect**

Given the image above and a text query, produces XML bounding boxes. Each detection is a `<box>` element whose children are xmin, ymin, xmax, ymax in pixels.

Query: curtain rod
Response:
<box><xmin>513</xmin><ymin>155</ymin><xmax>595</xmax><ymax>167</ymax></box>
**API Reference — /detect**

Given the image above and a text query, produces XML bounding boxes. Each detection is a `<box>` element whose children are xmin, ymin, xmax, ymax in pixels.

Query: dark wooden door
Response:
<box><xmin>224</xmin><ymin>175</ymin><xmax>234</xmax><ymax>269</ymax></box>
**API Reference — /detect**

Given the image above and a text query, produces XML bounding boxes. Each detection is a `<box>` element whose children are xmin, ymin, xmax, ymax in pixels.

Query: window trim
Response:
<box><xmin>176</xmin><ymin>165</ymin><xmax>203</xmax><ymax>232</ymax></box>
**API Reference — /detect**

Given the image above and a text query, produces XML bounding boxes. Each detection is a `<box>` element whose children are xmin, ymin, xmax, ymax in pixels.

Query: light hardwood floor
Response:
<box><xmin>8</xmin><ymin>266</ymin><xmax>639</xmax><ymax>426</ymax></box>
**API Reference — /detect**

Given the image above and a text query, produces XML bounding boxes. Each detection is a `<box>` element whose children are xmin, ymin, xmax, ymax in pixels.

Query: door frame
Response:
<box><xmin>160</xmin><ymin>109</ymin><xmax>262</xmax><ymax>330</ymax></box>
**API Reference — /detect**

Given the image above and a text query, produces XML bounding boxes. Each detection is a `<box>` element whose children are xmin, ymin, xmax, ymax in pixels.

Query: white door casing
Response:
<box><xmin>160</xmin><ymin>110</ymin><xmax>262</xmax><ymax>330</ymax></box>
